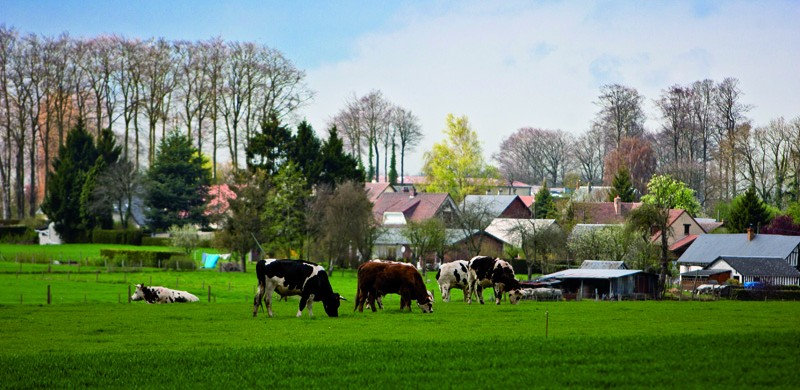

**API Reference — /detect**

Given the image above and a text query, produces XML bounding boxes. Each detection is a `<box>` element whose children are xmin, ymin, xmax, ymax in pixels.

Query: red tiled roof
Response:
<box><xmin>519</xmin><ymin>196</ymin><xmax>534</xmax><ymax>208</ymax></box>
<box><xmin>573</xmin><ymin>202</ymin><xmax>642</xmax><ymax>224</ymax></box>
<box><xmin>365</xmin><ymin>182</ymin><xmax>393</xmax><ymax>203</ymax></box>
<box><xmin>371</xmin><ymin>192</ymin><xmax>451</xmax><ymax>223</ymax></box>
<box><xmin>669</xmin><ymin>234</ymin><xmax>698</xmax><ymax>251</ymax></box>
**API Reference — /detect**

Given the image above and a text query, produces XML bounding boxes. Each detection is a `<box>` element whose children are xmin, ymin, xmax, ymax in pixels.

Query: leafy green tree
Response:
<box><xmin>607</xmin><ymin>166</ymin><xmax>635</xmax><ymax>202</ymax></box>
<box><xmin>262</xmin><ymin>162</ymin><xmax>309</xmax><ymax>258</ymax></box>
<box><xmin>218</xmin><ymin>169</ymin><xmax>271</xmax><ymax>272</ymax></box>
<box><xmin>626</xmin><ymin>203</ymin><xmax>671</xmax><ymax>298</ymax></box>
<box><xmin>79</xmin><ymin>158</ymin><xmax>111</xmax><ymax>231</ymax></box>
<box><xmin>423</xmin><ymin>114</ymin><xmax>497</xmax><ymax>203</ymax></box>
<box><xmin>144</xmin><ymin>131</ymin><xmax>212</xmax><ymax>231</ymax></box>
<box><xmin>729</xmin><ymin>185</ymin><xmax>773</xmax><ymax>233</ymax></box>
<box><xmin>169</xmin><ymin>224</ymin><xmax>199</xmax><ymax>255</ymax></box>
<box><xmin>534</xmin><ymin>179</ymin><xmax>558</xmax><ymax>219</ymax></box>
<box><xmin>40</xmin><ymin>117</ymin><xmax>99</xmax><ymax>243</ymax></box>
<box><xmin>401</xmin><ymin>217</ymin><xmax>447</xmax><ymax>276</ymax></box>
<box><xmin>640</xmin><ymin>174</ymin><xmax>701</xmax><ymax>216</ymax></box>
<box><xmin>245</xmin><ymin>113</ymin><xmax>293</xmax><ymax>175</ymax></box>
<box><xmin>313</xmin><ymin>181</ymin><xmax>377</xmax><ymax>272</ymax></box>
<box><xmin>319</xmin><ymin>125</ymin><xmax>365</xmax><ymax>186</ymax></box>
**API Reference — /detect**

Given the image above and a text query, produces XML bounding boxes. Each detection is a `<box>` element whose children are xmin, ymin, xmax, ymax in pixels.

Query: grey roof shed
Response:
<box><xmin>676</xmin><ymin>234</ymin><xmax>800</xmax><ymax>267</ymax></box>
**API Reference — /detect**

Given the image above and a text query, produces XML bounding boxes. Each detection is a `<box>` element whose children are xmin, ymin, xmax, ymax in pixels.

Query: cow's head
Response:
<box><xmin>323</xmin><ymin>293</ymin><xmax>346</xmax><ymax>317</ymax></box>
<box><xmin>508</xmin><ymin>288</ymin><xmax>523</xmax><ymax>305</ymax></box>
<box><xmin>428</xmin><ymin>289</ymin><xmax>435</xmax><ymax>303</ymax></box>
<box><xmin>131</xmin><ymin>284</ymin><xmax>148</xmax><ymax>302</ymax></box>
<box><xmin>417</xmin><ymin>295</ymin><xmax>434</xmax><ymax>313</ymax></box>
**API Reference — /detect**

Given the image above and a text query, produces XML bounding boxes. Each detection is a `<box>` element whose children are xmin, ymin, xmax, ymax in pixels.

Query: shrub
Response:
<box><xmin>731</xmin><ymin>288</ymin><xmax>800</xmax><ymax>301</ymax></box>
<box><xmin>0</xmin><ymin>218</ymin><xmax>21</xmax><ymax>226</ymax></box>
<box><xmin>0</xmin><ymin>225</ymin><xmax>37</xmax><ymax>244</ymax></box>
<box><xmin>162</xmin><ymin>255</ymin><xmax>197</xmax><ymax>271</ymax></box>
<box><xmin>92</xmin><ymin>229</ymin><xmax>143</xmax><ymax>245</ymax></box>
<box><xmin>142</xmin><ymin>237</ymin><xmax>171</xmax><ymax>246</ymax></box>
<box><xmin>99</xmin><ymin>249</ymin><xmax>182</xmax><ymax>268</ymax></box>
<box><xmin>168</xmin><ymin>225</ymin><xmax>199</xmax><ymax>255</ymax></box>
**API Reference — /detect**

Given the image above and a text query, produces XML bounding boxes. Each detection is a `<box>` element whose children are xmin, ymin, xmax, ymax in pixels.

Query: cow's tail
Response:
<box><xmin>435</xmin><ymin>269</ymin><xmax>441</xmax><ymax>281</ymax></box>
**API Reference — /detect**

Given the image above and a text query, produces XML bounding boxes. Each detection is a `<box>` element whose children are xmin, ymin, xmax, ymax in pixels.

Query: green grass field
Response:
<box><xmin>1</xmin><ymin>245</ymin><xmax>799</xmax><ymax>389</ymax></box>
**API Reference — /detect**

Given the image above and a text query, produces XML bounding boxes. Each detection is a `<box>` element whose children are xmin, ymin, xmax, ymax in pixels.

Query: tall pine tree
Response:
<box><xmin>245</xmin><ymin>113</ymin><xmax>292</xmax><ymax>176</ymax></box>
<box><xmin>534</xmin><ymin>179</ymin><xmax>557</xmax><ymax>219</ymax></box>
<box><xmin>607</xmin><ymin>165</ymin><xmax>635</xmax><ymax>202</ymax></box>
<box><xmin>41</xmin><ymin>117</ymin><xmax>99</xmax><ymax>243</ymax></box>
<box><xmin>144</xmin><ymin>131</ymin><xmax>213</xmax><ymax>231</ymax></box>
<box><xmin>729</xmin><ymin>185</ymin><xmax>773</xmax><ymax>233</ymax></box>
<box><xmin>289</xmin><ymin>120</ymin><xmax>323</xmax><ymax>189</ymax></box>
<box><xmin>388</xmin><ymin>141</ymin><xmax>398</xmax><ymax>185</ymax></box>
<box><xmin>320</xmin><ymin>125</ymin><xmax>364</xmax><ymax>186</ymax></box>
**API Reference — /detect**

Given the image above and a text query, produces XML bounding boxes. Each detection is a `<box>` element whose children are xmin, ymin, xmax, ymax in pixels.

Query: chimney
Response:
<box><xmin>410</xmin><ymin>187</ymin><xmax>416</xmax><ymax>199</ymax></box>
<box><xmin>614</xmin><ymin>196</ymin><xmax>621</xmax><ymax>216</ymax></box>
<box><xmin>747</xmin><ymin>226</ymin><xmax>754</xmax><ymax>241</ymax></box>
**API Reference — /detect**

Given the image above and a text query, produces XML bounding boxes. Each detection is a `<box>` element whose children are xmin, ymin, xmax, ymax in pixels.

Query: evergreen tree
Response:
<box><xmin>40</xmin><ymin>117</ymin><xmax>99</xmax><ymax>243</ymax></box>
<box><xmin>534</xmin><ymin>179</ymin><xmax>557</xmax><ymax>219</ymax></box>
<box><xmin>96</xmin><ymin>127</ymin><xmax>122</xmax><ymax>167</ymax></box>
<box><xmin>289</xmin><ymin>120</ymin><xmax>323</xmax><ymax>188</ymax></box>
<box><xmin>79</xmin><ymin>157</ymin><xmax>112</xmax><ymax>231</ymax></box>
<box><xmin>729</xmin><ymin>185</ymin><xmax>773</xmax><ymax>233</ymax></box>
<box><xmin>607</xmin><ymin>165</ymin><xmax>635</xmax><ymax>202</ymax></box>
<box><xmin>388</xmin><ymin>141</ymin><xmax>398</xmax><ymax>185</ymax></box>
<box><xmin>144</xmin><ymin>131</ymin><xmax>213</xmax><ymax>231</ymax></box>
<box><xmin>245</xmin><ymin>113</ymin><xmax>293</xmax><ymax>176</ymax></box>
<box><xmin>320</xmin><ymin>125</ymin><xmax>364</xmax><ymax>186</ymax></box>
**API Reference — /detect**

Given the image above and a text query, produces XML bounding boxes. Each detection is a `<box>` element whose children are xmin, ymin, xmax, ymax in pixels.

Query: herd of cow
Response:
<box><xmin>131</xmin><ymin>255</ymin><xmax>562</xmax><ymax>317</ymax></box>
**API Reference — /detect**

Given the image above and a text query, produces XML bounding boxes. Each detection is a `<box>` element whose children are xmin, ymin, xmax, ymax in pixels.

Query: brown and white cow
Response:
<box><xmin>436</xmin><ymin>260</ymin><xmax>470</xmax><ymax>302</ymax></box>
<box><xmin>355</xmin><ymin>260</ymin><xmax>433</xmax><ymax>313</ymax></box>
<box><xmin>131</xmin><ymin>284</ymin><xmax>199</xmax><ymax>304</ymax></box>
<box><xmin>466</xmin><ymin>256</ymin><xmax>523</xmax><ymax>305</ymax></box>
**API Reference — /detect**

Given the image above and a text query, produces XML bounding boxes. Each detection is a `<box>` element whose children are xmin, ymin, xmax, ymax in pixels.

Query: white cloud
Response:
<box><xmin>299</xmin><ymin>0</ymin><xmax>800</xmax><ymax>177</ymax></box>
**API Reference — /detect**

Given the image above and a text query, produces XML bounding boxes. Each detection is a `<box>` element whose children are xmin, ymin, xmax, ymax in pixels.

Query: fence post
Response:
<box><xmin>228</xmin><ymin>282</ymin><xmax>231</xmax><ymax>291</ymax></box>
<box><xmin>202</xmin><ymin>280</ymin><xmax>205</xmax><ymax>289</ymax></box>
<box><xmin>96</xmin><ymin>270</ymin><xmax>99</xmax><ymax>282</ymax></box>
<box><xmin>545</xmin><ymin>311</ymin><xmax>549</xmax><ymax>339</ymax></box>
<box><xmin>208</xmin><ymin>286</ymin><xmax>211</xmax><ymax>303</ymax></box>
<box><xmin>128</xmin><ymin>285</ymin><xmax>131</xmax><ymax>303</ymax></box>
<box><xmin>47</xmin><ymin>285</ymin><xmax>51</xmax><ymax>305</ymax></box>
<box><xmin>41</xmin><ymin>271</ymin><xmax>44</xmax><ymax>280</ymax></box>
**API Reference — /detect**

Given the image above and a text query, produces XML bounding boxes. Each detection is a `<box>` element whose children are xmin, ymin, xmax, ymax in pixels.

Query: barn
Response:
<box><xmin>539</xmin><ymin>269</ymin><xmax>658</xmax><ymax>300</ymax></box>
<box><xmin>679</xmin><ymin>269</ymin><xmax>732</xmax><ymax>290</ymax></box>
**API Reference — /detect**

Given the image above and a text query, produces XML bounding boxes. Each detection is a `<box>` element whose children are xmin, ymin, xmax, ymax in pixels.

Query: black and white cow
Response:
<box><xmin>131</xmin><ymin>284</ymin><xmax>199</xmax><ymax>304</ymax></box>
<box><xmin>252</xmin><ymin>259</ymin><xmax>345</xmax><ymax>318</ymax></box>
<box><xmin>436</xmin><ymin>260</ymin><xmax>470</xmax><ymax>302</ymax></box>
<box><xmin>466</xmin><ymin>256</ymin><xmax>523</xmax><ymax>305</ymax></box>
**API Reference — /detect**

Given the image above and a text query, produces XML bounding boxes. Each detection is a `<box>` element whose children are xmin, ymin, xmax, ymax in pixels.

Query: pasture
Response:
<box><xmin>0</xmin><ymin>250</ymin><xmax>798</xmax><ymax>389</ymax></box>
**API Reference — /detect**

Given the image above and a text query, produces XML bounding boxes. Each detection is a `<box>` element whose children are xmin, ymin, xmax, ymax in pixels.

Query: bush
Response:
<box><xmin>162</xmin><ymin>255</ymin><xmax>197</xmax><ymax>271</ymax></box>
<box><xmin>142</xmin><ymin>237</ymin><xmax>171</xmax><ymax>247</ymax></box>
<box><xmin>0</xmin><ymin>225</ymin><xmax>37</xmax><ymax>244</ymax></box>
<box><xmin>731</xmin><ymin>288</ymin><xmax>800</xmax><ymax>301</ymax></box>
<box><xmin>92</xmin><ymin>229</ymin><xmax>143</xmax><ymax>245</ymax></box>
<box><xmin>0</xmin><ymin>218</ymin><xmax>21</xmax><ymax>226</ymax></box>
<box><xmin>100</xmin><ymin>249</ymin><xmax>182</xmax><ymax>268</ymax></box>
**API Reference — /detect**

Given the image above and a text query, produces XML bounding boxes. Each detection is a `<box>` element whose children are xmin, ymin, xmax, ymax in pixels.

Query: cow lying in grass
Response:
<box><xmin>131</xmin><ymin>284</ymin><xmax>199</xmax><ymax>304</ymax></box>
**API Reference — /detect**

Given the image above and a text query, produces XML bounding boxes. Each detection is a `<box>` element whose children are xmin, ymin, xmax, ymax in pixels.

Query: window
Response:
<box><xmin>684</xmin><ymin>224</ymin><xmax>691</xmax><ymax>235</ymax></box>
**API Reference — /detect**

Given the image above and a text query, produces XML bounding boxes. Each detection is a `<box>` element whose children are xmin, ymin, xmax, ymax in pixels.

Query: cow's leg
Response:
<box><xmin>494</xmin><ymin>284</ymin><xmax>502</xmax><ymax>305</ymax></box>
<box><xmin>305</xmin><ymin>295</ymin><xmax>315</xmax><ymax>317</ymax></box>
<box><xmin>476</xmin><ymin>284</ymin><xmax>485</xmax><ymax>305</ymax></box>
<box><xmin>376</xmin><ymin>293</ymin><xmax>384</xmax><ymax>310</ymax></box>
<box><xmin>265</xmin><ymin>289</ymin><xmax>275</xmax><ymax>318</ymax></box>
<box><xmin>367</xmin><ymin>289</ymin><xmax>378</xmax><ymax>313</ymax></box>
<box><xmin>298</xmin><ymin>293</ymin><xmax>313</xmax><ymax>317</ymax></box>
<box><xmin>354</xmin><ymin>288</ymin><xmax>362</xmax><ymax>312</ymax></box>
<box><xmin>467</xmin><ymin>280</ymin><xmax>475</xmax><ymax>305</ymax></box>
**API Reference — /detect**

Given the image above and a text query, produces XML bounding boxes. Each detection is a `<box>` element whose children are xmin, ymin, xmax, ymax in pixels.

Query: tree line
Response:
<box><xmin>0</xmin><ymin>25</ymin><xmax>313</xmax><ymax>219</ymax></box>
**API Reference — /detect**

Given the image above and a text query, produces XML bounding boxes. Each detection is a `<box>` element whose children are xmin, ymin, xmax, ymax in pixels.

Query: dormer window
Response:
<box><xmin>382</xmin><ymin>212</ymin><xmax>407</xmax><ymax>225</ymax></box>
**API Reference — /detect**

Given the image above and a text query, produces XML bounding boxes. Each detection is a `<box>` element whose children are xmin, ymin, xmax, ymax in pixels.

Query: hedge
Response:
<box><xmin>92</xmin><ymin>229</ymin><xmax>143</xmax><ymax>245</ymax></box>
<box><xmin>99</xmin><ymin>248</ymin><xmax>182</xmax><ymax>268</ymax></box>
<box><xmin>731</xmin><ymin>288</ymin><xmax>800</xmax><ymax>301</ymax></box>
<box><xmin>0</xmin><ymin>225</ymin><xmax>28</xmax><ymax>239</ymax></box>
<box><xmin>0</xmin><ymin>219</ymin><xmax>21</xmax><ymax>226</ymax></box>
<box><xmin>141</xmin><ymin>237</ymin><xmax>171</xmax><ymax>247</ymax></box>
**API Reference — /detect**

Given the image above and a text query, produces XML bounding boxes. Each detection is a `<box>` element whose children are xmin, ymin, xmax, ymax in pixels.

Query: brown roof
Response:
<box><xmin>699</xmin><ymin>221</ymin><xmax>724</xmax><ymax>233</ymax></box>
<box><xmin>669</xmin><ymin>234</ymin><xmax>698</xmax><ymax>251</ymax></box>
<box><xmin>573</xmin><ymin>202</ymin><xmax>642</xmax><ymax>224</ymax></box>
<box><xmin>371</xmin><ymin>192</ymin><xmax>452</xmax><ymax>223</ymax></box>
<box><xmin>365</xmin><ymin>182</ymin><xmax>393</xmax><ymax>203</ymax></box>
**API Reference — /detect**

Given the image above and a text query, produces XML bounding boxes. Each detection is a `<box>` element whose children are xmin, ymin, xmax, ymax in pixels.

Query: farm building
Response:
<box><xmin>705</xmin><ymin>256</ymin><xmax>800</xmax><ymax>286</ymax></box>
<box><xmin>679</xmin><ymin>269</ymin><xmax>732</xmax><ymax>290</ymax></box>
<box><xmin>461</xmin><ymin>195</ymin><xmax>532</xmax><ymax>219</ymax></box>
<box><xmin>538</xmin><ymin>269</ymin><xmax>658</xmax><ymax>300</ymax></box>
<box><xmin>676</xmin><ymin>231</ymin><xmax>800</xmax><ymax>274</ymax></box>
<box><xmin>372</xmin><ymin>228</ymin><xmax>504</xmax><ymax>263</ymax></box>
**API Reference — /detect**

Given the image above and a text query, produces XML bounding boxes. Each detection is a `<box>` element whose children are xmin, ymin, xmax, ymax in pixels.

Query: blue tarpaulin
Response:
<box><xmin>202</xmin><ymin>254</ymin><xmax>220</xmax><ymax>269</ymax></box>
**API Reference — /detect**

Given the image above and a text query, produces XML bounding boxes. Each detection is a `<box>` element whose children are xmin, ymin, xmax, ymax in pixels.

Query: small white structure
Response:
<box><xmin>36</xmin><ymin>222</ymin><xmax>62</xmax><ymax>245</ymax></box>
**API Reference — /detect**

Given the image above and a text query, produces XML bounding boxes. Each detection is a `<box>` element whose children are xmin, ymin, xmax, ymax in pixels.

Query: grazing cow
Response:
<box><xmin>466</xmin><ymin>256</ymin><xmax>523</xmax><ymax>305</ymax></box>
<box><xmin>131</xmin><ymin>284</ymin><xmax>199</xmax><ymax>304</ymax></box>
<box><xmin>436</xmin><ymin>260</ymin><xmax>470</xmax><ymax>302</ymax></box>
<box><xmin>357</xmin><ymin>260</ymin><xmax>434</xmax><ymax>310</ymax></box>
<box><xmin>252</xmin><ymin>259</ymin><xmax>345</xmax><ymax>318</ymax></box>
<box><xmin>355</xmin><ymin>261</ymin><xmax>433</xmax><ymax>313</ymax></box>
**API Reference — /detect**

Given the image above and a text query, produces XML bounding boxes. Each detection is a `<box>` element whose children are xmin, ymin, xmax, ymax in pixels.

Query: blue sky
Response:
<box><xmin>3</xmin><ymin>0</ymin><xmax>799</xmax><ymax>175</ymax></box>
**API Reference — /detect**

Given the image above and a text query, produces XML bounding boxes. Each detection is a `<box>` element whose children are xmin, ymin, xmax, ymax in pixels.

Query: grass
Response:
<box><xmin>0</xmin><ymin>247</ymin><xmax>799</xmax><ymax>389</ymax></box>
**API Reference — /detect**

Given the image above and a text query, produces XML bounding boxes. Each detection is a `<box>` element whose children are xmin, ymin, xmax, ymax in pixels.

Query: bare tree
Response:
<box><xmin>392</xmin><ymin>106</ymin><xmax>423</xmax><ymax>183</ymax></box>
<box><xmin>593</xmin><ymin>84</ymin><xmax>646</xmax><ymax>149</ymax></box>
<box><xmin>690</xmin><ymin>79</ymin><xmax>717</xmax><ymax>205</ymax></box>
<box><xmin>91</xmin><ymin>158</ymin><xmax>141</xmax><ymax>229</ymax></box>
<box><xmin>573</xmin><ymin>127</ymin><xmax>604</xmax><ymax>185</ymax></box>
<box><xmin>139</xmin><ymin>38</ymin><xmax>175</xmax><ymax>165</ymax></box>
<box><xmin>714</xmin><ymin>77</ymin><xmax>752</xmax><ymax>200</ymax></box>
<box><xmin>330</xmin><ymin>98</ymin><xmax>363</xmax><ymax>164</ymax></box>
<box><xmin>358</xmin><ymin>90</ymin><xmax>391</xmax><ymax>181</ymax></box>
<box><xmin>453</xmin><ymin>197</ymin><xmax>495</xmax><ymax>257</ymax></box>
<box><xmin>0</xmin><ymin>25</ymin><xmax>17</xmax><ymax>218</ymax></box>
<box><xmin>494</xmin><ymin>127</ymin><xmax>569</xmax><ymax>186</ymax></box>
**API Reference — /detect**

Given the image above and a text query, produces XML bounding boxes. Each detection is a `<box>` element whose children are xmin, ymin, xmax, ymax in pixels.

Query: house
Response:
<box><xmin>462</xmin><ymin>195</ymin><xmax>531</xmax><ymax>219</ymax></box>
<box><xmin>695</xmin><ymin>218</ymin><xmax>725</xmax><ymax>234</ymax></box>
<box><xmin>485</xmin><ymin>218</ymin><xmax>559</xmax><ymax>249</ymax></box>
<box><xmin>580</xmin><ymin>260</ymin><xmax>627</xmax><ymax>269</ymax></box>
<box><xmin>650</xmin><ymin>209</ymin><xmax>707</xmax><ymax>247</ymax></box>
<box><xmin>371</xmin><ymin>190</ymin><xmax>458</xmax><ymax>226</ymax></box>
<box><xmin>36</xmin><ymin>222</ymin><xmax>62</xmax><ymax>245</ymax></box>
<box><xmin>365</xmin><ymin>182</ymin><xmax>395</xmax><ymax>203</ymax></box>
<box><xmin>705</xmin><ymin>256</ymin><xmax>800</xmax><ymax>286</ymax></box>
<box><xmin>676</xmin><ymin>230</ymin><xmax>800</xmax><ymax>274</ymax></box>
<box><xmin>538</xmin><ymin>268</ymin><xmax>658</xmax><ymax>300</ymax></box>
<box><xmin>372</xmin><ymin>227</ymin><xmax>504</xmax><ymax>263</ymax></box>
<box><xmin>571</xmin><ymin>197</ymin><xmax>642</xmax><ymax>224</ymax></box>
<box><xmin>679</xmin><ymin>269</ymin><xmax>732</xmax><ymax>290</ymax></box>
